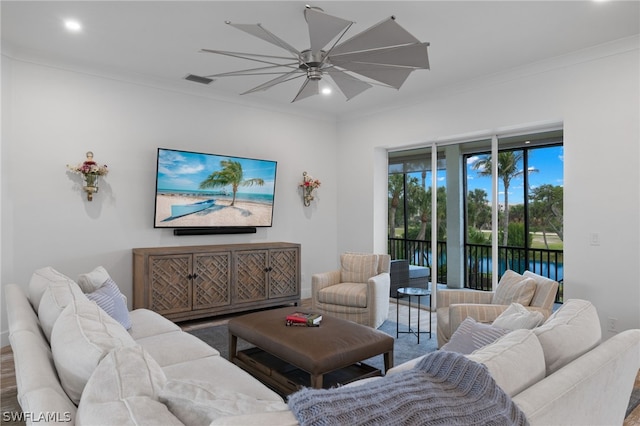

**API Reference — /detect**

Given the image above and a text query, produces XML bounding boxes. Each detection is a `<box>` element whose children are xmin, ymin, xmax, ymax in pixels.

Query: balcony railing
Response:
<box><xmin>388</xmin><ymin>238</ymin><xmax>448</xmax><ymax>284</ymax></box>
<box><xmin>389</xmin><ymin>238</ymin><xmax>564</xmax><ymax>302</ymax></box>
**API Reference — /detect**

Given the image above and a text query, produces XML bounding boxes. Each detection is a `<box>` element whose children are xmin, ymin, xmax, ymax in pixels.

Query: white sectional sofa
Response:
<box><xmin>4</xmin><ymin>266</ymin><xmax>640</xmax><ymax>425</ymax></box>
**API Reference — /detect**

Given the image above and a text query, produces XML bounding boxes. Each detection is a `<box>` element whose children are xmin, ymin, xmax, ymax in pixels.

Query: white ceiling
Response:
<box><xmin>2</xmin><ymin>1</ymin><xmax>639</xmax><ymax>119</ymax></box>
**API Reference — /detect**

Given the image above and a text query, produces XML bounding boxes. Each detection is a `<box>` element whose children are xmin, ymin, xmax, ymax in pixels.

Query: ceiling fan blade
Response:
<box><xmin>331</xmin><ymin>42</ymin><xmax>430</xmax><ymax>69</ymax></box>
<box><xmin>336</xmin><ymin>63</ymin><xmax>414</xmax><ymax>89</ymax></box>
<box><xmin>292</xmin><ymin>79</ymin><xmax>319</xmax><ymax>103</ymax></box>
<box><xmin>325</xmin><ymin>69</ymin><xmax>372</xmax><ymax>100</ymax></box>
<box><xmin>201</xmin><ymin>49</ymin><xmax>297</xmax><ymax>69</ymax></box>
<box><xmin>330</xmin><ymin>17</ymin><xmax>421</xmax><ymax>56</ymax></box>
<box><xmin>304</xmin><ymin>7</ymin><xmax>353</xmax><ymax>54</ymax></box>
<box><xmin>241</xmin><ymin>70</ymin><xmax>304</xmax><ymax>95</ymax></box>
<box><xmin>227</xmin><ymin>23</ymin><xmax>300</xmax><ymax>57</ymax></box>
<box><xmin>205</xmin><ymin>63</ymin><xmax>299</xmax><ymax>78</ymax></box>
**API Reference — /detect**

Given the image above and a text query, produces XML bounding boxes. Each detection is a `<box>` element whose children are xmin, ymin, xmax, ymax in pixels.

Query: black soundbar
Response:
<box><xmin>173</xmin><ymin>227</ymin><xmax>257</xmax><ymax>236</ymax></box>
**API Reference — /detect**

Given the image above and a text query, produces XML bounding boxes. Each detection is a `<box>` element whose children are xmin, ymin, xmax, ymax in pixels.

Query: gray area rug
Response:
<box><xmin>186</xmin><ymin>319</ymin><xmax>438</xmax><ymax>373</ymax></box>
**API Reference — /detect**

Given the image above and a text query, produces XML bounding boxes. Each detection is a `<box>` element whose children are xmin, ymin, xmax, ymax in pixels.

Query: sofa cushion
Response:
<box><xmin>317</xmin><ymin>283</ymin><xmax>368</xmax><ymax>308</ymax></box>
<box><xmin>159</xmin><ymin>379</ymin><xmax>289</xmax><ymax>425</ymax></box>
<box><xmin>37</xmin><ymin>279</ymin><xmax>88</xmax><ymax>343</ymax></box>
<box><xmin>533</xmin><ymin>299</ymin><xmax>601</xmax><ymax>375</ymax></box>
<box><xmin>492</xmin><ymin>303</ymin><xmax>545</xmax><ymax>330</ymax></box>
<box><xmin>467</xmin><ymin>329</ymin><xmax>546</xmax><ymax>397</ymax></box>
<box><xmin>28</xmin><ymin>267</ymin><xmax>77</xmax><ymax>312</ymax></box>
<box><xmin>135</xmin><ymin>330</ymin><xmax>220</xmax><ymax>367</ymax></box>
<box><xmin>340</xmin><ymin>253</ymin><xmax>379</xmax><ymax>284</ymax></box>
<box><xmin>162</xmin><ymin>356</ymin><xmax>284</xmax><ymax>403</ymax></box>
<box><xmin>77</xmin><ymin>345</ymin><xmax>183</xmax><ymax>426</ymax></box>
<box><xmin>440</xmin><ymin>317</ymin><xmax>510</xmax><ymax>354</ymax></box>
<box><xmin>51</xmin><ymin>299</ymin><xmax>136</xmax><ymax>404</ymax></box>
<box><xmin>492</xmin><ymin>270</ymin><xmax>536</xmax><ymax>306</ymax></box>
<box><xmin>127</xmin><ymin>308</ymin><xmax>181</xmax><ymax>340</ymax></box>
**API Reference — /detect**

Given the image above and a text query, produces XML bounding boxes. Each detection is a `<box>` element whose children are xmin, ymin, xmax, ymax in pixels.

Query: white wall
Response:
<box><xmin>0</xmin><ymin>57</ymin><xmax>339</xmax><ymax>345</ymax></box>
<box><xmin>336</xmin><ymin>37</ymin><xmax>640</xmax><ymax>337</ymax></box>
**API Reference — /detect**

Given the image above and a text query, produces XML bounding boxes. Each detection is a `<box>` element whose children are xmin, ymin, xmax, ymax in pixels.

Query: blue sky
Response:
<box><xmin>408</xmin><ymin>145</ymin><xmax>564</xmax><ymax>205</ymax></box>
<box><xmin>466</xmin><ymin>146</ymin><xmax>564</xmax><ymax>205</ymax></box>
<box><xmin>156</xmin><ymin>149</ymin><xmax>277</xmax><ymax>194</ymax></box>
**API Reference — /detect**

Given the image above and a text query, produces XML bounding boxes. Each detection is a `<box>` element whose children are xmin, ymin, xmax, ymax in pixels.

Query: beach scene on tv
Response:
<box><xmin>154</xmin><ymin>149</ymin><xmax>276</xmax><ymax>228</ymax></box>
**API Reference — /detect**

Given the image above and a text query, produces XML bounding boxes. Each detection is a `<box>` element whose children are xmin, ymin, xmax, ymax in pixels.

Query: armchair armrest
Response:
<box><xmin>437</xmin><ymin>289</ymin><xmax>494</xmax><ymax>309</ymax></box>
<box><xmin>311</xmin><ymin>270</ymin><xmax>341</xmax><ymax>296</ymax></box>
<box><xmin>367</xmin><ymin>272</ymin><xmax>391</xmax><ymax>329</ymax></box>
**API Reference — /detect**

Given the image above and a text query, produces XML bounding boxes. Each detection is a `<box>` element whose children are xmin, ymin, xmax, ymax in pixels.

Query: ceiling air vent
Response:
<box><xmin>184</xmin><ymin>74</ymin><xmax>214</xmax><ymax>85</ymax></box>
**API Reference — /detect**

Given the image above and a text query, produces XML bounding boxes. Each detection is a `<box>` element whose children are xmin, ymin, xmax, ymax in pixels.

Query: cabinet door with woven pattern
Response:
<box><xmin>193</xmin><ymin>252</ymin><xmax>232</xmax><ymax>310</ymax></box>
<box><xmin>234</xmin><ymin>250</ymin><xmax>268</xmax><ymax>303</ymax></box>
<box><xmin>148</xmin><ymin>254</ymin><xmax>192</xmax><ymax>315</ymax></box>
<box><xmin>268</xmin><ymin>247</ymin><xmax>299</xmax><ymax>299</ymax></box>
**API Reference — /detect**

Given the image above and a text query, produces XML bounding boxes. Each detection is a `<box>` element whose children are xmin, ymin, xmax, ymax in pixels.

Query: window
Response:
<box><xmin>388</xmin><ymin>130</ymin><xmax>563</xmax><ymax>301</ymax></box>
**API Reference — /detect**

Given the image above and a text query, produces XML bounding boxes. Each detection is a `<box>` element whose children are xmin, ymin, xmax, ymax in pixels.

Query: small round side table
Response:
<box><xmin>396</xmin><ymin>287</ymin><xmax>432</xmax><ymax>343</ymax></box>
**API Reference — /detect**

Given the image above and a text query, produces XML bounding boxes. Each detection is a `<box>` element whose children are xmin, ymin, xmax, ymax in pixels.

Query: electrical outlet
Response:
<box><xmin>607</xmin><ymin>317</ymin><xmax>618</xmax><ymax>332</ymax></box>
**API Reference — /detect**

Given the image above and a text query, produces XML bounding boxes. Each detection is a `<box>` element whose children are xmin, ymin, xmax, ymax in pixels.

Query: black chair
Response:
<box><xmin>390</xmin><ymin>259</ymin><xmax>410</xmax><ymax>297</ymax></box>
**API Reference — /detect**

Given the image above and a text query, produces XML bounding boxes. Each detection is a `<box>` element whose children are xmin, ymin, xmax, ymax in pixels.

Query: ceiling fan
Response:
<box><xmin>189</xmin><ymin>5</ymin><xmax>430</xmax><ymax>102</ymax></box>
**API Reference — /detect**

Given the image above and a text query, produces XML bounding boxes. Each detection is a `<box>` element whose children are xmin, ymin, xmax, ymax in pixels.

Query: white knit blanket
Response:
<box><xmin>288</xmin><ymin>350</ymin><xmax>529</xmax><ymax>426</ymax></box>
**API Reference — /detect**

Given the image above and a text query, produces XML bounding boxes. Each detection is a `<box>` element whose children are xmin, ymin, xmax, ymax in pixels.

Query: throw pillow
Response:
<box><xmin>492</xmin><ymin>303</ymin><xmax>545</xmax><ymax>330</ymax></box>
<box><xmin>77</xmin><ymin>265</ymin><xmax>111</xmax><ymax>293</ymax></box>
<box><xmin>441</xmin><ymin>317</ymin><xmax>510</xmax><ymax>354</ymax></box>
<box><xmin>37</xmin><ymin>279</ymin><xmax>88</xmax><ymax>342</ymax></box>
<box><xmin>76</xmin><ymin>345</ymin><xmax>182</xmax><ymax>426</ymax></box>
<box><xmin>467</xmin><ymin>329</ymin><xmax>546</xmax><ymax>397</ymax></box>
<box><xmin>78</xmin><ymin>266</ymin><xmax>132</xmax><ymax>330</ymax></box>
<box><xmin>86</xmin><ymin>278</ymin><xmax>132</xmax><ymax>329</ymax></box>
<box><xmin>159</xmin><ymin>379</ymin><xmax>290</xmax><ymax>425</ymax></box>
<box><xmin>51</xmin><ymin>299</ymin><xmax>136</xmax><ymax>404</ymax></box>
<box><xmin>533</xmin><ymin>299</ymin><xmax>601</xmax><ymax>375</ymax></box>
<box><xmin>340</xmin><ymin>253</ymin><xmax>379</xmax><ymax>283</ymax></box>
<box><xmin>492</xmin><ymin>270</ymin><xmax>536</xmax><ymax>306</ymax></box>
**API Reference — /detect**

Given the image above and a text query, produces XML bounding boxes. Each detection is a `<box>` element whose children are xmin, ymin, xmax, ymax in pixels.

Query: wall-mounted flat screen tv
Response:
<box><xmin>154</xmin><ymin>148</ymin><xmax>277</xmax><ymax>229</ymax></box>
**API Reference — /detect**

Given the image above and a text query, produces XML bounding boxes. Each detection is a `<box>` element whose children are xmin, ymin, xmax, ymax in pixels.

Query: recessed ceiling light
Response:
<box><xmin>64</xmin><ymin>19</ymin><xmax>82</xmax><ymax>32</ymax></box>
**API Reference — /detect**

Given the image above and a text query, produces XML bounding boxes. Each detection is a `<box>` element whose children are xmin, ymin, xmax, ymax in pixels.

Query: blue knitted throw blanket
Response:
<box><xmin>288</xmin><ymin>350</ymin><xmax>529</xmax><ymax>426</ymax></box>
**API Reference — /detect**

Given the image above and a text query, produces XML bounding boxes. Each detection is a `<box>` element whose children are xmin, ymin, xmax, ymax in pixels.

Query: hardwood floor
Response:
<box><xmin>2</xmin><ymin>300</ymin><xmax>639</xmax><ymax>425</ymax></box>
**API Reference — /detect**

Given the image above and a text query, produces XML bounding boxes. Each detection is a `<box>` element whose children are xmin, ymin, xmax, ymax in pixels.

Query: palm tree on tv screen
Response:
<box><xmin>199</xmin><ymin>160</ymin><xmax>264</xmax><ymax>206</ymax></box>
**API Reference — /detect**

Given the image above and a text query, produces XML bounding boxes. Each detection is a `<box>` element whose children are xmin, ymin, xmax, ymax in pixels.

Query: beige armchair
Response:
<box><xmin>312</xmin><ymin>253</ymin><xmax>391</xmax><ymax>328</ymax></box>
<box><xmin>436</xmin><ymin>270</ymin><xmax>559</xmax><ymax>348</ymax></box>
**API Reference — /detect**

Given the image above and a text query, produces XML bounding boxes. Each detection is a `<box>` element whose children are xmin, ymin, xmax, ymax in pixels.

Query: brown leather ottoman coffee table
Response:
<box><xmin>228</xmin><ymin>306</ymin><xmax>394</xmax><ymax>394</ymax></box>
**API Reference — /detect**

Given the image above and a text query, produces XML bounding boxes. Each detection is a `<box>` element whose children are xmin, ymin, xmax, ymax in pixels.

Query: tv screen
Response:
<box><xmin>154</xmin><ymin>148</ymin><xmax>277</xmax><ymax>229</ymax></box>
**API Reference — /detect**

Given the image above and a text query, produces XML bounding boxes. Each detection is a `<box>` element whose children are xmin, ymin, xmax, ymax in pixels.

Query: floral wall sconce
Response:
<box><xmin>299</xmin><ymin>171</ymin><xmax>321</xmax><ymax>207</ymax></box>
<box><xmin>67</xmin><ymin>151</ymin><xmax>109</xmax><ymax>201</ymax></box>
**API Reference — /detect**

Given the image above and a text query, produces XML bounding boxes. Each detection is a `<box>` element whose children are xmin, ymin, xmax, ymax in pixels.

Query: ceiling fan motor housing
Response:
<box><xmin>299</xmin><ymin>49</ymin><xmax>327</xmax><ymax>80</ymax></box>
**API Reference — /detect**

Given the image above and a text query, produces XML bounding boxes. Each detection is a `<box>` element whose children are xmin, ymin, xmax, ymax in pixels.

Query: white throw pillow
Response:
<box><xmin>441</xmin><ymin>317</ymin><xmax>510</xmax><ymax>354</ymax></box>
<box><xmin>492</xmin><ymin>303</ymin><xmax>545</xmax><ymax>330</ymax></box>
<box><xmin>159</xmin><ymin>379</ymin><xmax>289</xmax><ymax>425</ymax></box>
<box><xmin>533</xmin><ymin>299</ymin><xmax>601</xmax><ymax>375</ymax></box>
<box><xmin>37</xmin><ymin>279</ymin><xmax>88</xmax><ymax>342</ymax></box>
<box><xmin>28</xmin><ymin>267</ymin><xmax>76</xmax><ymax>311</ymax></box>
<box><xmin>467</xmin><ymin>329</ymin><xmax>545</xmax><ymax>397</ymax></box>
<box><xmin>78</xmin><ymin>266</ymin><xmax>132</xmax><ymax>329</ymax></box>
<box><xmin>492</xmin><ymin>270</ymin><xmax>536</xmax><ymax>306</ymax></box>
<box><xmin>77</xmin><ymin>265</ymin><xmax>112</xmax><ymax>293</ymax></box>
<box><xmin>51</xmin><ymin>299</ymin><xmax>136</xmax><ymax>404</ymax></box>
<box><xmin>77</xmin><ymin>345</ymin><xmax>182</xmax><ymax>426</ymax></box>
<box><xmin>340</xmin><ymin>253</ymin><xmax>379</xmax><ymax>283</ymax></box>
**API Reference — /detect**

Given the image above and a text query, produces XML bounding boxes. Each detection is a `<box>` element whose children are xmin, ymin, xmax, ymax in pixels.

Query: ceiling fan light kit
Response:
<box><xmin>190</xmin><ymin>6</ymin><xmax>430</xmax><ymax>102</ymax></box>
